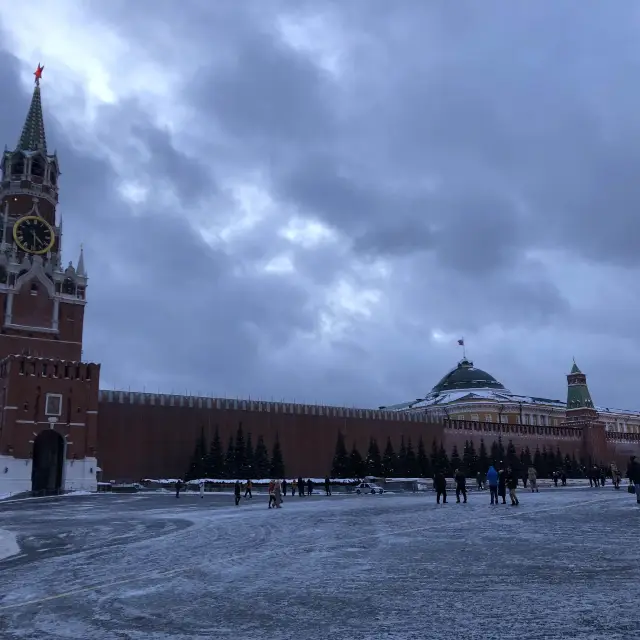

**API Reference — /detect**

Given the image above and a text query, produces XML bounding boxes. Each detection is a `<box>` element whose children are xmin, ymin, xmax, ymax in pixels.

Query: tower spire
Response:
<box><xmin>16</xmin><ymin>64</ymin><xmax>47</xmax><ymax>154</ymax></box>
<box><xmin>76</xmin><ymin>243</ymin><xmax>86</xmax><ymax>277</ymax></box>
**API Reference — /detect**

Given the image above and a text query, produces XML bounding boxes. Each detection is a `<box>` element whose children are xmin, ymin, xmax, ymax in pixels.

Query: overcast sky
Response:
<box><xmin>1</xmin><ymin>1</ymin><xmax>639</xmax><ymax>410</ymax></box>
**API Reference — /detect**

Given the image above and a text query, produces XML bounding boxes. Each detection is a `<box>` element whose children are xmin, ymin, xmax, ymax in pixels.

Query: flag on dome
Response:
<box><xmin>457</xmin><ymin>338</ymin><xmax>464</xmax><ymax>346</ymax></box>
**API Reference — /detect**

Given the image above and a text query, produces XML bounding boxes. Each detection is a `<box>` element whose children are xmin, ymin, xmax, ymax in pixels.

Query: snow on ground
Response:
<box><xmin>0</xmin><ymin>488</ymin><xmax>638</xmax><ymax>639</ymax></box>
<box><xmin>0</xmin><ymin>528</ymin><xmax>19</xmax><ymax>561</ymax></box>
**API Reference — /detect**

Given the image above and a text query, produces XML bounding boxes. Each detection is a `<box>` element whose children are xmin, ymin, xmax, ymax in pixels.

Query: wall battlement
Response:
<box><xmin>444</xmin><ymin>419</ymin><xmax>584</xmax><ymax>441</ymax></box>
<box><xmin>98</xmin><ymin>390</ymin><xmax>438</xmax><ymax>423</ymax></box>
<box><xmin>0</xmin><ymin>354</ymin><xmax>99</xmax><ymax>381</ymax></box>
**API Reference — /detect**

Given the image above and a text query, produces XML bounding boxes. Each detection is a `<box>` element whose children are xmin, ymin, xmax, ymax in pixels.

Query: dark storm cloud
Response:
<box><xmin>3</xmin><ymin>1</ymin><xmax>640</xmax><ymax>409</ymax></box>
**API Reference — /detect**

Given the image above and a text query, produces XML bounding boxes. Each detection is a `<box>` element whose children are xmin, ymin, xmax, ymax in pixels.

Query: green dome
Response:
<box><xmin>431</xmin><ymin>358</ymin><xmax>505</xmax><ymax>394</ymax></box>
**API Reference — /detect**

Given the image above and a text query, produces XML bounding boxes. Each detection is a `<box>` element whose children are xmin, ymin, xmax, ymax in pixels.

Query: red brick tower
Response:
<box><xmin>561</xmin><ymin>360</ymin><xmax>607</xmax><ymax>466</ymax></box>
<box><xmin>0</xmin><ymin>66</ymin><xmax>100</xmax><ymax>496</ymax></box>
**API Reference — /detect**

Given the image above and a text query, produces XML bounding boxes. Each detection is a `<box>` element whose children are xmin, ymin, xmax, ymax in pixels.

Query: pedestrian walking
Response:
<box><xmin>244</xmin><ymin>479</ymin><xmax>253</xmax><ymax>499</ymax></box>
<box><xmin>268</xmin><ymin>479</ymin><xmax>276</xmax><ymax>508</ymax></box>
<box><xmin>627</xmin><ymin>456</ymin><xmax>640</xmax><ymax>504</ymax></box>
<box><xmin>282</xmin><ymin>478</ymin><xmax>287</xmax><ymax>498</ymax></box>
<box><xmin>175</xmin><ymin>479</ymin><xmax>183</xmax><ymax>499</ymax></box>
<box><xmin>506</xmin><ymin>466</ymin><xmax>519</xmax><ymax>506</ymax></box>
<box><xmin>434</xmin><ymin>470</ymin><xmax>447</xmax><ymax>504</ymax></box>
<box><xmin>298</xmin><ymin>476</ymin><xmax>304</xmax><ymax>496</ymax></box>
<box><xmin>234</xmin><ymin>480</ymin><xmax>241</xmax><ymax>506</ymax></box>
<box><xmin>199</xmin><ymin>480</ymin><xmax>205</xmax><ymax>499</ymax></box>
<box><xmin>307</xmin><ymin>478</ymin><xmax>314</xmax><ymax>495</ymax></box>
<box><xmin>454</xmin><ymin>468</ymin><xmax>467</xmax><ymax>503</ymax></box>
<box><xmin>274</xmin><ymin>479</ymin><xmax>283</xmax><ymax>508</ymax></box>
<box><xmin>487</xmin><ymin>465</ymin><xmax>499</xmax><ymax>504</ymax></box>
<box><xmin>324</xmin><ymin>476</ymin><xmax>331</xmax><ymax>496</ymax></box>
<box><xmin>528</xmin><ymin>466</ymin><xmax>538</xmax><ymax>493</ymax></box>
<box><xmin>497</xmin><ymin>466</ymin><xmax>507</xmax><ymax>504</ymax></box>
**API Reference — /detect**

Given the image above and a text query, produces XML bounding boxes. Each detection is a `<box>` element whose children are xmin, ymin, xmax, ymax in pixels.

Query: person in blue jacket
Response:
<box><xmin>486</xmin><ymin>465</ymin><xmax>499</xmax><ymax>504</ymax></box>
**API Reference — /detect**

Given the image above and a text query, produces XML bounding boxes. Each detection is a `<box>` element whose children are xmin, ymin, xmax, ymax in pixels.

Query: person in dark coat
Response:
<box><xmin>497</xmin><ymin>467</ymin><xmax>507</xmax><ymax>504</ymax></box>
<box><xmin>627</xmin><ymin>456</ymin><xmax>640</xmax><ymax>504</ymax></box>
<box><xmin>454</xmin><ymin>468</ymin><xmax>467</xmax><ymax>503</ymax></box>
<box><xmin>175</xmin><ymin>479</ymin><xmax>183</xmax><ymax>499</ymax></box>
<box><xmin>282</xmin><ymin>478</ymin><xmax>287</xmax><ymax>498</ymax></box>
<box><xmin>506</xmin><ymin>467</ymin><xmax>519</xmax><ymax>506</ymax></box>
<box><xmin>324</xmin><ymin>476</ymin><xmax>331</xmax><ymax>496</ymax></box>
<box><xmin>434</xmin><ymin>470</ymin><xmax>447</xmax><ymax>504</ymax></box>
<box><xmin>476</xmin><ymin>472</ymin><xmax>484</xmax><ymax>491</ymax></box>
<box><xmin>307</xmin><ymin>478</ymin><xmax>314</xmax><ymax>495</ymax></box>
<box><xmin>234</xmin><ymin>480</ymin><xmax>241</xmax><ymax>506</ymax></box>
<box><xmin>297</xmin><ymin>476</ymin><xmax>304</xmax><ymax>496</ymax></box>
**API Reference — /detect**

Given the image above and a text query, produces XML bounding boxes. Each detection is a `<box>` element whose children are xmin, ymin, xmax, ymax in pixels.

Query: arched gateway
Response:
<box><xmin>31</xmin><ymin>429</ymin><xmax>65</xmax><ymax>494</ymax></box>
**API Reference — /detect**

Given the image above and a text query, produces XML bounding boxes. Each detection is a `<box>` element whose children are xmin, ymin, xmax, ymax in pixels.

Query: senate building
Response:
<box><xmin>0</xmin><ymin>71</ymin><xmax>638</xmax><ymax>497</ymax></box>
<box><xmin>382</xmin><ymin>357</ymin><xmax>640</xmax><ymax>435</ymax></box>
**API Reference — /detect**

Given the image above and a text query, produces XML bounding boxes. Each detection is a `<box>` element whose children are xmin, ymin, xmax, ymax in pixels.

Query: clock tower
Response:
<box><xmin>0</xmin><ymin>64</ymin><xmax>87</xmax><ymax>360</ymax></box>
<box><xmin>0</xmin><ymin>66</ymin><xmax>99</xmax><ymax>497</ymax></box>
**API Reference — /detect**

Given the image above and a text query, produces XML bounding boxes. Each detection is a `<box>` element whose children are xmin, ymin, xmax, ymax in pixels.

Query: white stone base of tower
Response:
<box><xmin>0</xmin><ymin>455</ymin><xmax>98</xmax><ymax>498</ymax></box>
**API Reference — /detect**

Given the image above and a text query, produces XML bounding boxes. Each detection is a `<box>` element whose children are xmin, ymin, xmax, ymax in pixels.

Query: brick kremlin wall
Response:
<box><xmin>96</xmin><ymin>391</ymin><xmax>445</xmax><ymax>482</ymax></box>
<box><xmin>96</xmin><ymin>393</ymin><xmax>640</xmax><ymax>482</ymax></box>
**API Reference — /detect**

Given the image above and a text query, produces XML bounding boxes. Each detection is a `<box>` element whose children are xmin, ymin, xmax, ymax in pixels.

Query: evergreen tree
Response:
<box><xmin>405</xmin><ymin>438</ymin><xmax>418</xmax><ymax>477</ymax></box>
<box><xmin>506</xmin><ymin>440</ymin><xmax>518</xmax><ymax>474</ymax></box>
<box><xmin>571</xmin><ymin>452</ymin><xmax>580</xmax><ymax>477</ymax></box>
<box><xmin>253</xmin><ymin>435</ymin><xmax>270</xmax><ymax>479</ymax></box>
<box><xmin>450</xmin><ymin>444</ymin><xmax>461</xmax><ymax>473</ymax></box>
<box><xmin>463</xmin><ymin>440</ymin><xmax>473</xmax><ymax>475</ymax></box>
<box><xmin>555</xmin><ymin>447</ymin><xmax>564</xmax><ymax>472</ymax></box>
<box><xmin>234</xmin><ymin>423</ymin><xmax>247</xmax><ymax>477</ymax></box>
<box><xmin>490</xmin><ymin>440</ymin><xmax>500</xmax><ymax>466</ymax></box>
<box><xmin>397</xmin><ymin>436</ymin><xmax>408</xmax><ymax>477</ymax></box>
<box><xmin>417</xmin><ymin>437</ymin><xmax>431</xmax><ymax>478</ymax></box>
<box><xmin>478</xmin><ymin>438</ymin><xmax>489</xmax><ymax>474</ymax></box>
<box><xmin>204</xmin><ymin>426</ymin><xmax>224</xmax><ymax>479</ymax></box>
<box><xmin>366</xmin><ymin>438</ymin><xmax>383</xmax><ymax>476</ymax></box>
<box><xmin>523</xmin><ymin>446</ymin><xmax>533</xmax><ymax>468</ymax></box>
<box><xmin>270</xmin><ymin>435</ymin><xmax>285</xmax><ymax>478</ymax></box>
<box><xmin>563</xmin><ymin>453</ymin><xmax>572</xmax><ymax>474</ymax></box>
<box><xmin>468</xmin><ymin>439</ymin><xmax>478</xmax><ymax>475</ymax></box>
<box><xmin>223</xmin><ymin>435</ymin><xmax>235</xmax><ymax>478</ymax></box>
<box><xmin>349</xmin><ymin>443</ymin><xmax>365</xmax><ymax>479</ymax></box>
<box><xmin>382</xmin><ymin>437</ymin><xmax>397</xmax><ymax>477</ymax></box>
<box><xmin>533</xmin><ymin>446</ymin><xmax>543</xmax><ymax>478</ymax></box>
<box><xmin>245</xmin><ymin>432</ymin><xmax>255</xmax><ymax>478</ymax></box>
<box><xmin>430</xmin><ymin>439</ymin><xmax>439</xmax><ymax>473</ymax></box>
<box><xmin>331</xmin><ymin>431</ymin><xmax>350</xmax><ymax>478</ymax></box>
<box><xmin>185</xmin><ymin>427</ymin><xmax>207</xmax><ymax>481</ymax></box>
<box><xmin>541</xmin><ymin>446</ymin><xmax>550</xmax><ymax>478</ymax></box>
<box><xmin>497</xmin><ymin>436</ymin><xmax>506</xmax><ymax>463</ymax></box>
<box><xmin>438</xmin><ymin>442</ymin><xmax>450</xmax><ymax>474</ymax></box>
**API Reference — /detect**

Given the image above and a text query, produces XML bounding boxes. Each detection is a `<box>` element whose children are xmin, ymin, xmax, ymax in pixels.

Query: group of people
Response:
<box><xmin>232</xmin><ymin>476</ymin><xmax>334</xmax><ymax>508</ymax></box>
<box><xmin>434</xmin><ymin>465</ymin><xmax>523</xmax><ymax>506</ymax></box>
<box><xmin>431</xmin><ymin>455</ymin><xmax>640</xmax><ymax>507</ymax></box>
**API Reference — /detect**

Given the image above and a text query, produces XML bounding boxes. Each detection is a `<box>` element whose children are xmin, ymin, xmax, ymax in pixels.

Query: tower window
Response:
<box><xmin>31</xmin><ymin>157</ymin><xmax>45</xmax><ymax>178</ymax></box>
<box><xmin>62</xmin><ymin>278</ymin><xmax>75</xmax><ymax>295</ymax></box>
<box><xmin>11</xmin><ymin>155</ymin><xmax>24</xmax><ymax>177</ymax></box>
<box><xmin>30</xmin><ymin>283</ymin><xmax>38</xmax><ymax>295</ymax></box>
<box><xmin>45</xmin><ymin>393</ymin><xmax>63</xmax><ymax>416</ymax></box>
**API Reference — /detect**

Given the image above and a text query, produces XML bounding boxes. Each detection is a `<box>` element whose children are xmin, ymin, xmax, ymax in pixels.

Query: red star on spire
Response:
<box><xmin>34</xmin><ymin>63</ymin><xmax>44</xmax><ymax>85</ymax></box>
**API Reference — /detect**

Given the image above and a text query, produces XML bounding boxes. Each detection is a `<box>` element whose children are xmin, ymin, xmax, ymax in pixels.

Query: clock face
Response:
<box><xmin>13</xmin><ymin>216</ymin><xmax>55</xmax><ymax>255</ymax></box>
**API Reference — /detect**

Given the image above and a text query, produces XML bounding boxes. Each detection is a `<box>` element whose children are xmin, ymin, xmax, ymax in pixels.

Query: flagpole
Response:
<box><xmin>462</xmin><ymin>337</ymin><xmax>466</xmax><ymax>359</ymax></box>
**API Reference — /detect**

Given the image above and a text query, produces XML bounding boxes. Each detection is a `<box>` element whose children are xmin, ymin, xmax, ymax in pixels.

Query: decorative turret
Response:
<box><xmin>566</xmin><ymin>360</ymin><xmax>595</xmax><ymax>410</ymax></box>
<box><xmin>564</xmin><ymin>359</ymin><xmax>599</xmax><ymax>425</ymax></box>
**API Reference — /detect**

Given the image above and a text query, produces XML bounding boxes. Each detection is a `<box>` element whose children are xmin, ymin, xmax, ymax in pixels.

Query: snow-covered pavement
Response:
<box><xmin>0</xmin><ymin>489</ymin><xmax>638</xmax><ymax>639</ymax></box>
